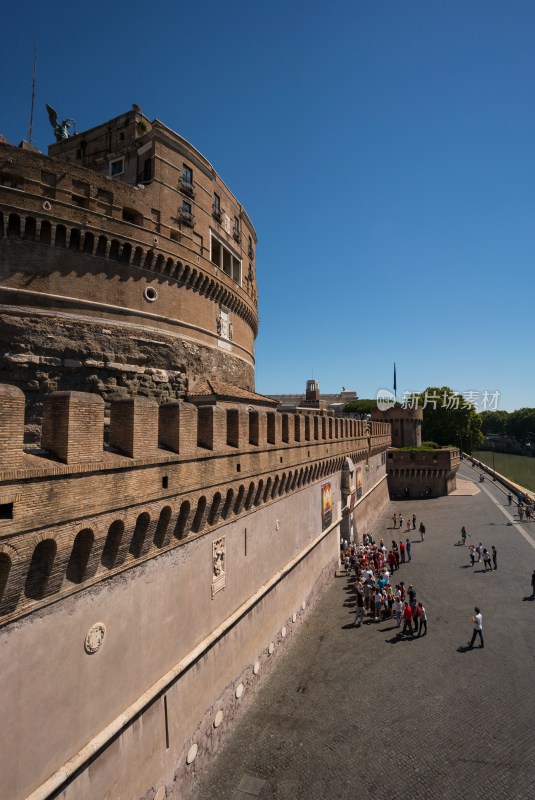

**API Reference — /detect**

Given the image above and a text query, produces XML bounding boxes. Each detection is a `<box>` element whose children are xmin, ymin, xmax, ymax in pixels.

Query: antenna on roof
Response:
<box><xmin>28</xmin><ymin>43</ymin><xmax>37</xmax><ymax>145</ymax></box>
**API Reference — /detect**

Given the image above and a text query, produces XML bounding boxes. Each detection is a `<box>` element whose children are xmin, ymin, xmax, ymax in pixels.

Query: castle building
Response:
<box><xmin>0</xmin><ymin>106</ymin><xmax>257</xmax><ymax>439</ymax></box>
<box><xmin>0</xmin><ymin>110</ymin><xmax>391</xmax><ymax>800</ymax></box>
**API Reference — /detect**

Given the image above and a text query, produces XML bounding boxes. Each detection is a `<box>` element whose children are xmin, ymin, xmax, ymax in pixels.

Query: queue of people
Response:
<box><xmin>341</xmin><ymin>534</ymin><xmax>427</xmax><ymax>637</ymax></box>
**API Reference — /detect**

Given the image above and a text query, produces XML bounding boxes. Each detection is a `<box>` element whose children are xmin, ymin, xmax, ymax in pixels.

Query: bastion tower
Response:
<box><xmin>0</xmin><ymin>106</ymin><xmax>258</xmax><ymax>438</ymax></box>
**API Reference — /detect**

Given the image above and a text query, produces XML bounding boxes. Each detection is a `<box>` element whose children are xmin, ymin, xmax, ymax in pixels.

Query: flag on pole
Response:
<box><xmin>393</xmin><ymin>363</ymin><xmax>397</xmax><ymax>396</ymax></box>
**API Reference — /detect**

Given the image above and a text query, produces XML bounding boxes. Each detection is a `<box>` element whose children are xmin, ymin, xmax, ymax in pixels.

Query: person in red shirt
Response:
<box><xmin>387</xmin><ymin>550</ymin><xmax>397</xmax><ymax>573</ymax></box>
<box><xmin>402</xmin><ymin>602</ymin><xmax>413</xmax><ymax>636</ymax></box>
<box><xmin>400</xmin><ymin>540</ymin><xmax>406</xmax><ymax>563</ymax></box>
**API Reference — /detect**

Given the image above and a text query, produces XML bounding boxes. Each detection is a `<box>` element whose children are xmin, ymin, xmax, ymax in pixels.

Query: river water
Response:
<box><xmin>472</xmin><ymin>450</ymin><xmax>535</xmax><ymax>492</ymax></box>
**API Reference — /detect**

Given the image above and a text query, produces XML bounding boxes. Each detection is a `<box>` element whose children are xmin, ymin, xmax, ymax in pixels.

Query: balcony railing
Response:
<box><xmin>179</xmin><ymin>210</ymin><xmax>195</xmax><ymax>227</ymax></box>
<box><xmin>233</xmin><ymin>229</ymin><xmax>241</xmax><ymax>244</ymax></box>
<box><xmin>212</xmin><ymin>206</ymin><xmax>222</xmax><ymax>222</ymax></box>
<box><xmin>179</xmin><ymin>176</ymin><xmax>194</xmax><ymax>197</ymax></box>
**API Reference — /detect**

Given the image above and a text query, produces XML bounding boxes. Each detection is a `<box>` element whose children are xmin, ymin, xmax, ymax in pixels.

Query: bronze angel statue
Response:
<box><xmin>45</xmin><ymin>104</ymin><xmax>76</xmax><ymax>141</ymax></box>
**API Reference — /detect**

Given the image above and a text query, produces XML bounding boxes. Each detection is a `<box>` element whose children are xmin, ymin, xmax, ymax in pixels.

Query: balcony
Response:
<box><xmin>179</xmin><ymin>210</ymin><xmax>195</xmax><ymax>227</ymax></box>
<box><xmin>179</xmin><ymin>176</ymin><xmax>194</xmax><ymax>197</ymax></box>
<box><xmin>212</xmin><ymin>206</ymin><xmax>222</xmax><ymax>223</ymax></box>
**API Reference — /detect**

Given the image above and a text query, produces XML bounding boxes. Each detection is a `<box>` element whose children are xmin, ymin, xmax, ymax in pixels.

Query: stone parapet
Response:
<box><xmin>0</xmin><ymin>383</ymin><xmax>391</xmax><ymax>625</ymax></box>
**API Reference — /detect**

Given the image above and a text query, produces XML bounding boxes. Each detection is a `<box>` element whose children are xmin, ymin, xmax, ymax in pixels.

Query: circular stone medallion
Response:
<box><xmin>85</xmin><ymin>622</ymin><xmax>106</xmax><ymax>654</ymax></box>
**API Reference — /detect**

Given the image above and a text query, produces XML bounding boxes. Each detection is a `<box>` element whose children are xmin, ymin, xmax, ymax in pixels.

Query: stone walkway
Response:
<box><xmin>187</xmin><ymin>463</ymin><xmax>535</xmax><ymax>800</ymax></box>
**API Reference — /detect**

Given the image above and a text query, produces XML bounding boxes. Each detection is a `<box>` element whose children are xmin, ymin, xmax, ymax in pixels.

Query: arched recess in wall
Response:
<box><xmin>253</xmin><ymin>480</ymin><xmax>264</xmax><ymax>506</ymax></box>
<box><xmin>66</xmin><ymin>528</ymin><xmax>95</xmax><ymax>584</ymax></box>
<box><xmin>130</xmin><ymin>512</ymin><xmax>151</xmax><ymax>557</ymax></box>
<box><xmin>208</xmin><ymin>492</ymin><xmax>222</xmax><ymax>526</ymax></box>
<box><xmin>278</xmin><ymin>473</ymin><xmax>287</xmax><ymax>496</ymax></box>
<box><xmin>244</xmin><ymin>482</ymin><xmax>256</xmax><ymax>510</ymax></box>
<box><xmin>101</xmin><ymin>520</ymin><xmax>125</xmax><ymax>569</ymax></box>
<box><xmin>0</xmin><ymin>553</ymin><xmax>11</xmax><ymax>606</ymax></box>
<box><xmin>40</xmin><ymin>220</ymin><xmax>52</xmax><ymax>245</ymax></box>
<box><xmin>233</xmin><ymin>485</ymin><xmax>245</xmax><ymax>515</ymax></box>
<box><xmin>175</xmin><ymin>501</ymin><xmax>191</xmax><ymax>539</ymax></box>
<box><xmin>263</xmin><ymin>477</ymin><xmax>272</xmax><ymax>502</ymax></box>
<box><xmin>24</xmin><ymin>216</ymin><xmax>36</xmax><ymax>240</ymax></box>
<box><xmin>25</xmin><ymin>539</ymin><xmax>57</xmax><ymax>600</ymax></box>
<box><xmin>154</xmin><ymin>506</ymin><xmax>172</xmax><ymax>549</ymax></box>
<box><xmin>191</xmin><ymin>496</ymin><xmax>207</xmax><ymax>533</ymax></box>
<box><xmin>8</xmin><ymin>214</ymin><xmax>21</xmax><ymax>237</ymax></box>
<box><xmin>221</xmin><ymin>490</ymin><xmax>234</xmax><ymax>521</ymax></box>
<box><xmin>271</xmin><ymin>475</ymin><xmax>280</xmax><ymax>499</ymax></box>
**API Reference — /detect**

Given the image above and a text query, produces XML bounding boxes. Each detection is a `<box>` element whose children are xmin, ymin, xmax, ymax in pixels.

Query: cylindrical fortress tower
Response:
<box><xmin>371</xmin><ymin>406</ymin><xmax>423</xmax><ymax>447</ymax></box>
<box><xmin>0</xmin><ymin>107</ymin><xmax>258</xmax><ymax>440</ymax></box>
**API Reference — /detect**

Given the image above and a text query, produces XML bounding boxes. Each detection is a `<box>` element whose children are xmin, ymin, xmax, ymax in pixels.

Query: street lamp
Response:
<box><xmin>492</xmin><ymin>442</ymin><xmax>496</xmax><ymax>481</ymax></box>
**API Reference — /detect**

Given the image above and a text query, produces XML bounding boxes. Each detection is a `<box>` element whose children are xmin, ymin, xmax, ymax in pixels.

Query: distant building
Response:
<box><xmin>269</xmin><ymin>381</ymin><xmax>358</xmax><ymax>416</ymax></box>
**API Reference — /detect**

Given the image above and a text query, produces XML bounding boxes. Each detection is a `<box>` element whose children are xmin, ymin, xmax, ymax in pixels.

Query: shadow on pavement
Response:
<box><xmin>457</xmin><ymin>644</ymin><xmax>483</xmax><ymax>653</ymax></box>
<box><xmin>522</xmin><ymin>596</ymin><xmax>535</xmax><ymax>602</ymax></box>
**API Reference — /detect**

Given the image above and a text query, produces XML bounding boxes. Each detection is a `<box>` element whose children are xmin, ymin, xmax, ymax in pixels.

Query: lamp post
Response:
<box><xmin>492</xmin><ymin>442</ymin><xmax>496</xmax><ymax>481</ymax></box>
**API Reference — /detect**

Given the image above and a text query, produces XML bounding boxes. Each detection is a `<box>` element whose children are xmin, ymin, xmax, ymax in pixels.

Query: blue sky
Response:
<box><xmin>1</xmin><ymin>1</ymin><xmax>534</xmax><ymax>411</ymax></box>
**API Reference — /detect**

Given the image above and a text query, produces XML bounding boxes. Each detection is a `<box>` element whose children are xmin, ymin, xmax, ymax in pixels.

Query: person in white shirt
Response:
<box><xmin>469</xmin><ymin>607</ymin><xmax>484</xmax><ymax>648</ymax></box>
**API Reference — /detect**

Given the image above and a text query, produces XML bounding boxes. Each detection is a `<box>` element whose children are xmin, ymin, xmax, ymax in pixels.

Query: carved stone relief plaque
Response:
<box><xmin>212</xmin><ymin>536</ymin><xmax>226</xmax><ymax>598</ymax></box>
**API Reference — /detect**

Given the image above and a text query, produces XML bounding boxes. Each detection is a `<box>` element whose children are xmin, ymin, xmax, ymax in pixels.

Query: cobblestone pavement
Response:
<box><xmin>188</xmin><ymin>464</ymin><xmax>535</xmax><ymax>800</ymax></box>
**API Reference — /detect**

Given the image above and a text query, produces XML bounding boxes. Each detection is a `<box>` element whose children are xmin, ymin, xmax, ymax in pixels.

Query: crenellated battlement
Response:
<box><xmin>0</xmin><ymin>384</ymin><xmax>390</xmax><ymax>476</ymax></box>
<box><xmin>0</xmin><ymin>383</ymin><xmax>390</xmax><ymax>626</ymax></box>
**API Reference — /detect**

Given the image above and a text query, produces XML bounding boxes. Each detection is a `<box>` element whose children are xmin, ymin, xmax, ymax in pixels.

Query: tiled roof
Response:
<box><xmin>189</xmin><ymin>379</ymin><xmax>277</xmax><ymax>405</ymax></box>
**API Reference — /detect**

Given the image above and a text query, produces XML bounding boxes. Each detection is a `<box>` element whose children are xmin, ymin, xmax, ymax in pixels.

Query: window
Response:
<box><xmin>233</xmin><ymin>217</ymin><xmax>240</xmax><ymax>242</ymax></box>
<box><xmin>182</xmin><ymin>165</ymin><xmax>193</xmax><ymax>185</ymax></box>
<box><xmin>213</xmin><ymin>193</ymin><xmax>222</xmax><ymax>221</ymax></box>
<box><xmin>142</xmin><ymin>158</ymin><xmax>152</xmax><ymax>182</ymax></box>
<box><xmin>110</xmin><ymin>158</ymin><xmax>124</xmax><ymax>177</ymax></box>
<box><xmin>210</xmin><ymin>233</ymin><xmax>241</xmax><ymax>284</ymax></box>
<box><xmin>180</xmin><ymin>200</ymin><xmax>194</xmax><ymax>227</ymax></box>
<box><xmin>248</xmin><ymin>236</ymin><xmax>254</xmax><ymax>259</ymax></box>
<box><xmin>180</xmin><ymin>164</ymin><xmax>194</xmax><ymax>196</ymax></box>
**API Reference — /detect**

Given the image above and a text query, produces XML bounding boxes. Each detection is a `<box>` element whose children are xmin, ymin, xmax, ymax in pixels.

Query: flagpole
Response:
<box><xmin>28</xmin><ymin>44</ymin><xmax>37</xmax><ymax>145</ymax></box>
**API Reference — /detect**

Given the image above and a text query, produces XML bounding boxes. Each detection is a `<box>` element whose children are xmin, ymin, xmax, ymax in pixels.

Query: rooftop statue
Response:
<box><xmin>45</xmin><ymin>103</ymin><xmax>76</xmax><ymax>141</ymax></box>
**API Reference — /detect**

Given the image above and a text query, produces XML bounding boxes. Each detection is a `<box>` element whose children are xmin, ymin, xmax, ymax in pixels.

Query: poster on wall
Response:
<box><xmin>321</xmin><ymin>482</ymin><xmax>333</xmax><ymax>531</ymax></box>
<box><xmin>356</xmin><ymin>466</ymin><xmax>363</xmax><ymax>500</ymax></box>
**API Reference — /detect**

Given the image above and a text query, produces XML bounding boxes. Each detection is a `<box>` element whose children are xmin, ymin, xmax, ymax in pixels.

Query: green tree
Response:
<box><xmin>419</xmin><ymin>386</ymin><xmax>483</xmax><ymax>452</ymax></box>
<box><xmin>506</xmin><ymin>408</ymin><xmax>535</xmax><ymax>443</ymax></box>
<box><xmin>479</xmin><ymin>410</ymin><xmax>509</xmax><ymax>435</ymax></box>
<box><xmin>343</xmin><ymin>399</ymin><xmax>377</xmax><ymax>415</ymax></box>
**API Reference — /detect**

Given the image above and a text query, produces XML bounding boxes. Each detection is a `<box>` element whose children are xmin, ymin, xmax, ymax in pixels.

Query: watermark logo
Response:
<box><xmin>376</xmin><ymin>388</ymin><xmax>396</xmax><ymax>411</ymax></box>
<box><xmin>400</xmin><ymin>390</ymin><xmax>500</xmax><ymax>412</ymax></box>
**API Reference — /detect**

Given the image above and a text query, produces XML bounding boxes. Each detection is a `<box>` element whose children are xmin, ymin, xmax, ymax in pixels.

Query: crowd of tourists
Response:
<box><xmin>340</xmin><ymin>518</ymin><xmax>427</xmax><ymax>637</ymax></box>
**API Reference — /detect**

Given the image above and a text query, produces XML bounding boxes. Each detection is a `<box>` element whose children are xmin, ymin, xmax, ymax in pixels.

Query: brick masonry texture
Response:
<box><xmin>0</xmin><ymin>110</ymin><xmax>259</xmax><ymax>441</ymax></box>
<box><xmin>0</xmin><ymin>384</ymin><xmax>391</xmax><ymax>626</ymax></box>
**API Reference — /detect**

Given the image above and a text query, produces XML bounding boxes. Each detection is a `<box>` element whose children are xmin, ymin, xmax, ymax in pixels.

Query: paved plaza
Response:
<box><xmin>188</xmin><ymin>463</ymin><xmax>535</xmax><ymax>800</ymax></box>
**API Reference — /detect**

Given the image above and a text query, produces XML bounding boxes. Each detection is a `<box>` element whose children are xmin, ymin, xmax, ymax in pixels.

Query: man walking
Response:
<box><xmin>483</xmin><ymin>549</ymin><xmax>493</xmax><ymax>572</ymax></box>
<box><xmin>491</xmin><ymin>546</ymin><xmax>497</xmax><ymax>570</ymax></box>
<box><xmin>406</xmin><ymin>537</ymin><xmax>412</xmax><ymax>562</ymax></box>
<box><xmin>468</xmin><ymin>607</ymin><xmax>484</xmax><ymax>648</ymax></box>
<box><xmin>419</xmin><ymin>522</ymin><xmax>425</xmax><ymax>541</ymax></box>
<box><xmin>477</xmin><ymin>542</ymin><xmax>483</xmax><ymax>562</ymax></box>
<box><xmin>417</xmin><ymin>603</ymin><xmax>427</xmax><ymax>636</ymax></box>
<box><xmin>393</xmin><ymin>513</ymin><xmax>397</xmax><ymax>529</ymax></box>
